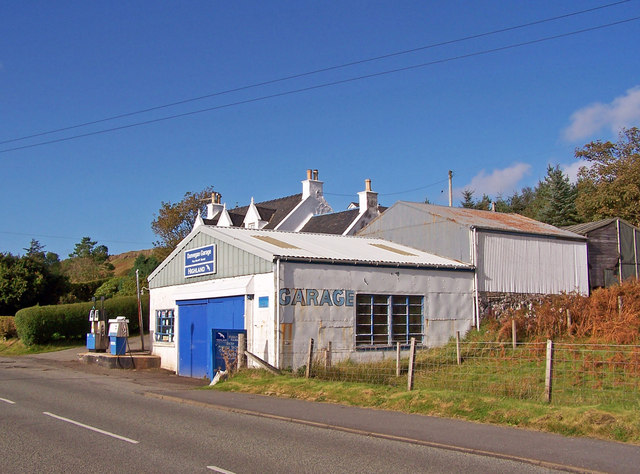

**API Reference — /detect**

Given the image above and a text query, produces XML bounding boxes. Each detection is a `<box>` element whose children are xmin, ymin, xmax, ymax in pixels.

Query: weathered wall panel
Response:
<box><xmin>149</xmin><ymin>232</ymin><xmax>272</xmax><ymax>289</ymax></box>
<box><xmin>279</xmin><ymin>262</ymin><xmax>475</xmax><ymax>369</ymax></box>
<box><xmin>358</xmin><ymin>204</ymin><xmax>472</xmax><ymax>263</ymax></box>
<box><xmin>478</xmin><ymin>232</ymin><xmax>588</xmax><ymax>295</ymax></box>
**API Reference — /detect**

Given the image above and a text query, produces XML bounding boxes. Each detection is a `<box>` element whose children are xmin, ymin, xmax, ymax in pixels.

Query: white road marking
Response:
<box><xmin>43</xmin><ymin>412</ymin><xmax>139</xmax><ymax>444</ymax></box>
<box><xmin>207</xmin><ymin>466</ymin><xmax>236</xmax><ymax>474</ymax></box>
<box><xmin>0</xmin><ymin>397</ymin><xmax>16</xmax><ymax>404</ymax></box>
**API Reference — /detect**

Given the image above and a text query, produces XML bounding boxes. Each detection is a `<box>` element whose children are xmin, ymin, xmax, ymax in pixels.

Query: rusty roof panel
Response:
<box><xmin>398</xmin><ymin>202</ymin><xmax>585</xmax><ymax>239</ymax></box>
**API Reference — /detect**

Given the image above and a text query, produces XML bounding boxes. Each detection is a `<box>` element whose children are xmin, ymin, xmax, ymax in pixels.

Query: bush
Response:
<box><xmin>67</xmin><ymin>279</ymin><xmax>109</xmax><ymax>302</ymax></box>
<box><xmin>0</xmin><ymin>316</ymin><xmax>17</xmax><ymax>339</ymax></box>
<box><xmin>14</xmin><ymin>295</ymin><xmax>149</xmax><ymax>346</ymax></box>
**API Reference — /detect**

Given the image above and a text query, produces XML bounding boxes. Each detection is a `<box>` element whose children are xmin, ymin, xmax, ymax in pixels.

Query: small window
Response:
<box><xmin>155</xmin><ymin>309</ymin><xmax>175</xmax><ymax>343</ymax></box>
<box><xmin>356</xmin><ymin>294</ymin><xmax>423</xmax><ymax>347</ymax></box>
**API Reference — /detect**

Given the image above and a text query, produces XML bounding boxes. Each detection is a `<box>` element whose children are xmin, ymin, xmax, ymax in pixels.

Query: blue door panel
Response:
<box><xmin>177</xmin><ymin>296</ymin><xmax>245</xmax><ymax>379</ymax></box>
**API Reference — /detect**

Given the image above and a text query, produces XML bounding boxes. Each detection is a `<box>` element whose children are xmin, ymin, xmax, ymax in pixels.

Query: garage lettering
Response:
<box><xmin>279</xmin><ymin>288</ymin><xmax>355</xmax><ymax>307</ymax></box>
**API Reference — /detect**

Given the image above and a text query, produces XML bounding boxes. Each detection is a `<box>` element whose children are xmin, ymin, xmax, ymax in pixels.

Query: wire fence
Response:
<box><xmin>296</xmin><ymin>340</ymin><xmax>640</xmax><ymax>406</ymax></box>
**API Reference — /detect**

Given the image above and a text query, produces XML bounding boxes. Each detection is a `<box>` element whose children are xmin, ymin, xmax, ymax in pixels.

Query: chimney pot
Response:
<box><xmin>313</xmin><ymin>169</ymin><xmax>318</xmax><ymax>180</ymax></box>
<box><xmin>306</xmin><ymin>169</ymin><xmax>312</xmax><ymax>180</ymax></box>
<box><xmin>365</xmin><ymin>179</ymin><xmax>371</xmax><ymax>192</ymax></box>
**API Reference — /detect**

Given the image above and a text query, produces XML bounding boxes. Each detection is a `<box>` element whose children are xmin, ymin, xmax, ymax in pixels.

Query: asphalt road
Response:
<box><xmin>1</xmin><ymin>347</ymin><xmax>638</xmax><ymax>473</ymax></box>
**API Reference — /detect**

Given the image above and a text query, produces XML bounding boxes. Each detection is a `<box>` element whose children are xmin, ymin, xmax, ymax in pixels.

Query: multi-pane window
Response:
<box><xmin>356</xmin><ymin>294</ymin><xmax>423</xmax><ymax>346</ymax></box>
<box><xmin>155</xmin><ymin>309</ymin><xmax>175</xmax><ymax>343</ymax></box>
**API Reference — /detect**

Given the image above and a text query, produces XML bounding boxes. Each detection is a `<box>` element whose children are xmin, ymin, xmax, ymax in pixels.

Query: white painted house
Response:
<box><xmin>148</xmin><ymin>225</ymin><xmax>474</xmax><ymax>378</ymax></box>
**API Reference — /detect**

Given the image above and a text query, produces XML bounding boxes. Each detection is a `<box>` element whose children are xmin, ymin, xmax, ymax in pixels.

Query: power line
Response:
<box><xmin>0</xmin><ymin>0</ymin><xmax>631</xmax><ymax>146</ymax></box>
<box><xmin>0</xmin><ymin>230</ymin><xmax>150</xmax><ymax>247</ymax></box>
<box><xmin>1</xmin><ymin>15</ymin><xmax>638</xmax><ymax>155</ymax></box>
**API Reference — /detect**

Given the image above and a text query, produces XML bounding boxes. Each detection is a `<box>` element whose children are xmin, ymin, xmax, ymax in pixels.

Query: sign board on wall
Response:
<box><xmin>184</xmin><ymin>244</ymin><xmax>216</xmax><ymax>278</ymax></box>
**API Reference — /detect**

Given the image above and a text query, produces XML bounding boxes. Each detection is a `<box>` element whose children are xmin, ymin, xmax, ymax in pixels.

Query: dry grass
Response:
<box><xmin>108</xmin><ymin>249</ymin><xmax>154</xmax><ymax>276</ymax></box>
<box><xmin>494</xmin><ymin>279</ymin><xmax>640</xmax><ymax>344</ymax></box>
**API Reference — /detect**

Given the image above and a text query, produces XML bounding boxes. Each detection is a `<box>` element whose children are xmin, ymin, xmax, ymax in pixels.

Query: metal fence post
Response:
<box><xmin>396</xmin><ymin>342</ymin><xmax>401</xmax><ymax>377</ymax></box>
<box><xmin>512</xmin><ymin>319</ymin><xmax>517</xmax><ymax>350</ymax></box>
<box><xmin>545</xmin><ymin>339</ymin><xmax>554</xmax><ymax>403</ymax></box>
<box><xmin>407</xmin><ymin>337</ymin><xmax>416</xmax><ymax>391</ymax></box>
<box><xmin>456</xmin><ymin>331</ymin><xmax>461</xmax><ymax>365</ymax></box>
<box><xmin>305</xmin><ymin>338</ymin><xmax>314</xmax><ymax>379</ymax></box>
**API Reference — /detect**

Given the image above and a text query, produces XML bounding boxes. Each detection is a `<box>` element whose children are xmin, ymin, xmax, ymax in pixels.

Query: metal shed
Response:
<box><xmin>564</xmin><ymin>218</ymin><xmax>640</xmax><ymax>291</ymax></box>
<box><xmin>148</xmin><ymin>226</ymin><xmax>475</xmax><ymax>377</ymax></box>
<box><xmin>357</xmin><ymin>202</ymin><xmax>589</xmax><ymax>321</ymax></box>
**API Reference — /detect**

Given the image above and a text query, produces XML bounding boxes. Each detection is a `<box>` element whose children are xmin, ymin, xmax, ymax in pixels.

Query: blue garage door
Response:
<box><xmin>177</xmin><ymin>296</ymin><xmax>244</xmax><ymax>379</ymax></box>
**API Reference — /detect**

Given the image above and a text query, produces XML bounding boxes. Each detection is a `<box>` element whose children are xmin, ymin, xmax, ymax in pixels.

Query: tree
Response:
<box><xmin>0</xmin><ymin>253</ymin><xmax>68</xmax><ymax>314</ymax></box>
<box><xmin>128</xmin><ymin>254</ymin><xmax>160</xmax><ymax>280</ymax></box>
<box><xmin>535</xmin><ymin>165</ymin><xmax>579</xmax><ymax>227</ymax></box>
<box><xmin>69</xmin><ymin>236</ymin><xmax>109</xmax><ymax>263</ymax></box>
<box><xmin>63</xmin><ymin>237</ymin><xmax>114</xmax><ymax>283</ymax></box>
<box><xmin>460</xmin><ymin>189</ymin><xmax>476</xmax><ymax>208</ymax></box>
<box><xmin>23</xmin><ymin>239</ymin><xmax>62</xmax><ymax>274</ymax></box>
<box><xmin>151</xmin><ymin>186</ymin><xmax>215</xmax><ymax>256</ymax></box>
<box><xmin>575</xmin><ymin>127</ymin><xmax>640</xmax><ymax>226</ymax></box>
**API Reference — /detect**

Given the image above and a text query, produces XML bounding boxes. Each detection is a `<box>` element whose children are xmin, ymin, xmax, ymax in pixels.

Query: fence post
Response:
<box><xmin>512</xmin><ymin>319</ymin><xmax>517</xmax><ymax>350</ymax></box>
<box><xmin>324</xmin><ymin>341</ymin><xmax>332</xmax><ymax>370</ymax></box>
<box><xmin>396</xmin><ymin>342</ymin><xmax>401</xmax><ymax>377</ymax></box>
<box><xmin>305</xmin><ymin>338</ymin><xmax>314</xmax><ymax>379</ymax></box>
<box><xmin>566</xmin><ymin>310</ymin><xmax>572</xmax><ymax>335</ymax></box>
<box><xmin>407</xmin><ymin>337</ymin><xmax>416</xmax><ymax>391</ymax></box>
<box><xmin>237</xmin><ymin>333</ymin><xmax>247</xmax><ymax>370</ymax></box>
<box><xmin>456</xmin><ymin>331</ymin><xmax>461</xmax><ymax>365</ymax></box>
<box><xmin>545</xmin><ymin>339</ymin><xmax>554</xmax><ymax>403</ymax></box>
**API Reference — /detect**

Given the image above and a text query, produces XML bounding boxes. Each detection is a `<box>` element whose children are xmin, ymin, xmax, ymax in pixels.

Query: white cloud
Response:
<box><xmin>560</xmin><ymin>160</ymin><xmax>590</xmax><ymax>184</ymax></box>
<box><xmin>455</xmin><ymin>163</ymin><xmax>531</xmax><ymax>200</ymax></box>
<box><xmin>563</xmin><ymin>86</ymin><xmax>640</xmax><ymax>142</ymax></box>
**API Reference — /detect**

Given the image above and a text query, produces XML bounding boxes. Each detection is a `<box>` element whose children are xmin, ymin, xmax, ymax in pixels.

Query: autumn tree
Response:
<box><xmin>151</xmin><ymin>186</ymin><xmax>215</xmax><ymax>257</ymax></box>
<box><xmin>575</xmin><ymin>127</ymin><xmax>640</xmax><ymax>226</ymax></box>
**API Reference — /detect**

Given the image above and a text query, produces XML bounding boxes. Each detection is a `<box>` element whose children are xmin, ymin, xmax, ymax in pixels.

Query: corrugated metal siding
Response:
<box><xmin>149</xmin><ymin>232</ymin><xmax>272</xmax><ymax>289</ymax></box>
<box><xmin>357</xmin><ymin>203</ymin><xmax>472</xmax><ymax>263</ymax></box>
<box><xmin>478</xmin><ymin>231</ymin><xmax>588</xmax><ymax>294</ymax></box>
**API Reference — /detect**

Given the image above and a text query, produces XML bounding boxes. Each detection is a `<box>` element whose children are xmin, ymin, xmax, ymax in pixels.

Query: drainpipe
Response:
<box><xmin>275</xmin><ymin>258</ymin><xmax>281</xmax><ymax>369</ymax></box>
<box><xmin>472</xmin><ymin>227</ymin><xmax>480</xmax><ymax>330</ymax></box>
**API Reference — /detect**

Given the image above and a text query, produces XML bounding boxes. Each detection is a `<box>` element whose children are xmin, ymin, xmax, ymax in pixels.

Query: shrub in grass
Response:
<box><xmin>14</xmin><ymin>295</ymin><xmax>149</xmax><ymax>345</ymax></box>
<box><xmin>0</xmin><ymin>316</ymin><xmax>17</xmax><ymax>339</ymax></box>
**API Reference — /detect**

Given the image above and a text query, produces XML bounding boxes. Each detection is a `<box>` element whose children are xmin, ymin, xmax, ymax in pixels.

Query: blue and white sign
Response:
<box><xmin>184</xmin><ymin>244</ymin><xmax>216</xmax><ymax>278</ymax></box>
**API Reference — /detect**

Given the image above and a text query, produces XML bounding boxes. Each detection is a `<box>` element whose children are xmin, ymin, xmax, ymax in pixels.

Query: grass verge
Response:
<box><xmin>210</xmin><ymin>369</ymin><xmax>640</xmax><ymax>445</ymax></box>
<box><xmin>0</xmin><ymin>337</ymin><xmax>82</xmax><ymax>356</ymax></box>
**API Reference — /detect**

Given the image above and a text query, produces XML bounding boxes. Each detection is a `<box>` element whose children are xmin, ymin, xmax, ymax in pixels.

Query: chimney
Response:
<box><xmin>302</xmin><ymin>168</ymin><xmax>323</xmax><ymax>200</ymax></box>
<box><xmin>207</xmin><ymin>192</ymin><xmax>225</xmax><ymax>219</ymax></box>
<box><xmin>357</xmin><ymin>178</ymin><xmax>378</xmax><ymax>214</ymax></box>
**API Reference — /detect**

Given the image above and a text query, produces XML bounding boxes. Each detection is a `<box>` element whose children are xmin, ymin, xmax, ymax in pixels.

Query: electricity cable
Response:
<box><xmin>1</xmin><ymin>15</ymin><xmax>638</xmax><ymax>155</ymax></box>
<box><xmin>0</xmin><ymin>0</ymin><xmax>631</xmax><ymax>146</ymax></box>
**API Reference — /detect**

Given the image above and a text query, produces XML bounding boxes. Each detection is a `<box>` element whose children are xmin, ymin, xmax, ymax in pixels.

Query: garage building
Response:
<box><xmin>148</xmin><ymin>226</ymin><xmax>474</xmax><ymax>378</ymax></box>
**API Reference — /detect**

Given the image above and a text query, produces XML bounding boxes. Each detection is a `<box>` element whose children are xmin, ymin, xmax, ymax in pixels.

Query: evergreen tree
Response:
<box><xmin>535</xmin><ymin>165</ymin><xmax>579</xmax><ymax>227</ymax></box>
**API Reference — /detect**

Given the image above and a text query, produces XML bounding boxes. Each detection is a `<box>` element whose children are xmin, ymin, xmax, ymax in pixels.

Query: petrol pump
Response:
<box><xmin>86</xmin><ymin>309</ymin><xmax>108</xmax><ymax>352</ymax></box>
<box><xmin>108</xmin><ymin>316</ymin><xmax>129</xmax><ymax>355</ymax></box>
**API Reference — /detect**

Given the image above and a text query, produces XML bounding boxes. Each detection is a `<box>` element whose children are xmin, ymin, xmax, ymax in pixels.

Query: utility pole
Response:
<box><xmin>136</xmin><ymin>269</ymin><xmax>145</xmax><ymax>351</ymax></box>
<box><xmin>448</xmin><ymin>170</ymin><xmax>453</xmax><ymax>207</ymax></box>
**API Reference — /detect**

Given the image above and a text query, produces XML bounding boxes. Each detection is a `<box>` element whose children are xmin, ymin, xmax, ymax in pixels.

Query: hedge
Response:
<box><xmin>0</xmin><ymin>316</ymin><xmax>17</xmax><ymax>339</ymax></box>
<box><xmin>14</xmin><ymin>295</ymin><xmax>149</xmax><ymax>346</ymax></box>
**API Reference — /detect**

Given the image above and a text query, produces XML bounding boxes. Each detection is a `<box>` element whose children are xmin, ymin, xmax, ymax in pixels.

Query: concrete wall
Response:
<box><xmin>278</xmin><ymin>261</ymin><xmax>475</xmax><ymax>369</ymax></box>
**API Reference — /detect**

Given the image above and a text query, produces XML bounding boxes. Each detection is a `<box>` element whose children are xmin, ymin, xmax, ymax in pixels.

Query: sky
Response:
<box><xmin>2</xmin><ymin>1</ymin><xmax>639</xmax><ymax>258</ymax></box>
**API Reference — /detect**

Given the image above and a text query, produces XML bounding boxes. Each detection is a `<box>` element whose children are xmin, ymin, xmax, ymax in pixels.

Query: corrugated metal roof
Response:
<box><xmin>396</xmin><ymin>202</ymin><xmax>585</xmax><ymax>239</ymax></box>
<box><xmin>564</xmin><ymin>218</ymin><xmax>639</xmax><ymax>235</ymax></box>
<box><xmin>198</xmin><ymin>226</ymin><xmax>471</xmax><ymax>269</ymax></box>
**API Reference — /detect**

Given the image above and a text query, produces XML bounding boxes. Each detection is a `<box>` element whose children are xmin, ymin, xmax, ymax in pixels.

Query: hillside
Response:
<box><xmin>108</xmin><ymin>249</ymin><xmax>155</xmax><ymax>277</ymax></box>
